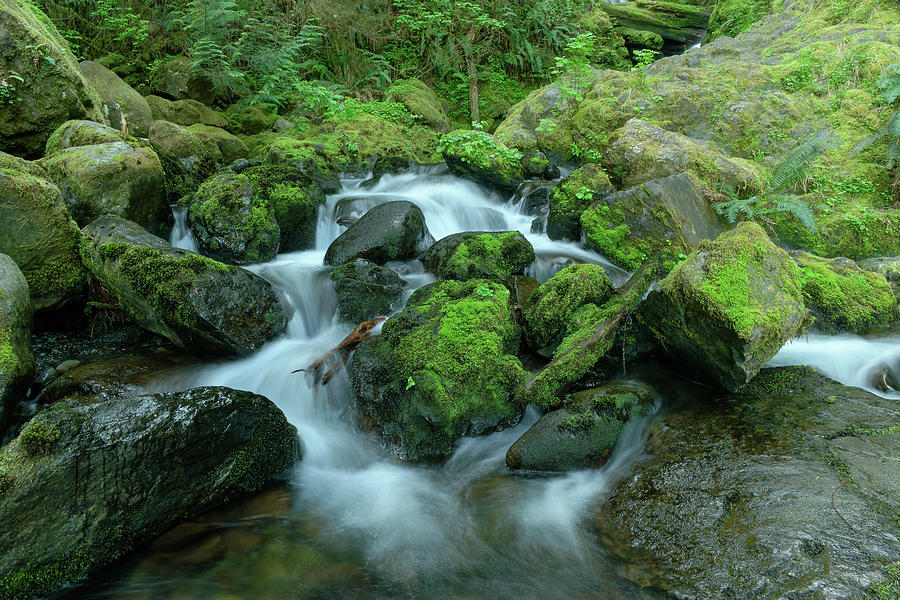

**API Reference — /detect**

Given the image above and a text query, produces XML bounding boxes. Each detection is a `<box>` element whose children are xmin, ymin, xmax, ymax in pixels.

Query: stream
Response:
<box><xmin>64</xmin><ymin>168</ymin><xmax>899</xmax><ymax>599</ymax></box>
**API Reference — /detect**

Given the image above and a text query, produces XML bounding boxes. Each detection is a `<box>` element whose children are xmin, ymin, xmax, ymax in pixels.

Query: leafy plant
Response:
<box><xmin>0</xmin><ymin>72</ymin><xmax>24</xmax><ymax>105</ymax></box>
<box><xmin>853</xmin><ymin>61</ymin><xmax>900</xmax><ymax>168</ymax></box>
<box><xmin>630</xmin><ymin>48</ymin><xmax>659</xmax><ymax>70</ymax></box>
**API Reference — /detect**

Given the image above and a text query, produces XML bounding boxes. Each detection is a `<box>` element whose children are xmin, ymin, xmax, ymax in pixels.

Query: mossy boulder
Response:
<box><xmin>148</xmin><ymin>55</ymin><xmax>215</xmax><ymax>105</ymax></box>
<box><xmin>524</xmin><ymin>263</ymin><xmax>615</xmax><ymax>353</ymax></box>
<box><xmin>187</xmin><ymin>171</ymin><xmax>280</xmax><ymax>265</ymax></box>
<box><xmin>226</xmin><ymin>104</ymin><xmax>278</xmax><ymax>135</ymax></box>
<box><xmin>80</xmin><ymin>215</ymin><xmax>287</xmax><ymax>356</ymax></box>
<box><xmin>792</xmin><ymin>252</ymin><xmax>897</xmax><ymax>334</ymax></box>
<box><xmin>44</xmin><ymin>120</ymin><xmax>125</xmax><ymax>155</ymax></box>
<box><xmin>78</xmin><ymin>61</ymin><xmax>153</xmax><ymax>138</ymax></box>
<box><xmin>547</xmin><ymin>164</ymin><xmax>615</xmax><ymax>241</ymax></box>
<box><xmin>386</xmin><ymin>78</ymin><xmax>450</xmax><ymax>132</ymax></box>
<box><xmin>38</xmin><ymin>142</ymin><xmax>168</xmax><ymax>229</ymax></box>
<box><xmin>145</xmin><ymin>95</ymin><xmax>229</xmax><ymax>129</ymax></box>
<box><xmin>638</xmin><ymin>222</ymin><xmax>808</xmax><ymax>391</ymax></box>
<box><xmin>421</xmin><ymin>231</ymin><xmax>535</xmax><ymax>283</ymax></box>
<box><xmin>506</xmin><ymin>381</ymin><xmax>655</xmax><ymax>471</ymax></box>
<box><xmin>0</xmin><ymin>254</ymin><xmax>33</xmax><ymax>432</ymax></box>
<box><xmin>858</xmin><ymin>255</ymin><xmax>900</xmax><ymax>283</ymax></box>
<box><xmin>351</xmin><ymin>279</ymin><xmax>525</xmax><ymax>460</ymax></box>
<box><xmin>0</xmin><ymin>0</ymin><xmax>108</xmax><ymax>158</ymax></box>
<box><xmin>187</xmin><ymin>124</ymin><xmax>249</xmax><ymax>165</ymax></box>
<box><xmin>576</xmin><ymin>8</ymin><xmax>632</xmax><ymax>70</ymax></box>
<box><xmin>440</xmin><ymin>130</ymin><xmax>524</xmax><ymax>195</ymax></box>
<box><xmin>261</xmin><ymin>138</ymin><xmax>340</xmax><ymax>194</ymax></box>
<box><xmin>0</xmin><ymin>162</ymin><xmax>87</xmax><ymax>310</ymax></box>
<box><xmin>0</xmin><ymin>385</ymin><xmax>299</xmax><ymax>600</ymax></box>
<box><xmin>617</xmin><ymin>26</ymin><xmax>664</xmax><ymax>51</ymax></box>
<box><xmin>598</xmin><ymin>0</ymin><xmax>711</xmax><ymax>46</ymax></box>
<box><xmin>148</xmin><ymin>119</ymin><xmax>220</xmax><ymax>177</ymax></box>
<box><xmin>704</xmin><ymin>0</ymin><xmax>771</xmax><ymax>42</ymax></box>
<box><xmin>324</xmin><ymin>201</ymin><xmax>433</xmax><ymax>266</ymax></box>
<box><xmin>330</xmin><ymin>259</ymin><xmax>406</xmax><ymax>323</ymax></box>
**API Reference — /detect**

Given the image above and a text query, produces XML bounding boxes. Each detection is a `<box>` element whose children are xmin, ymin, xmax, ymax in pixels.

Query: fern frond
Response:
<box><xmin>770</xmin><ymin>135</ymin><xmax>839</xmax><ymax>193</ymax></box>
<box><xmin>714</xmin><ymin>196</ymin><xmax>757</xmax><ymax>224</ymax></box>
<box><xmin>772</xmin><ymin>196</ymin><xmax>817</xmax><ymax>231</ymax></box>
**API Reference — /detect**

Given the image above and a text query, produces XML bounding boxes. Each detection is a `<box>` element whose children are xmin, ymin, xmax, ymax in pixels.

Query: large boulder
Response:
<box><xmin>0</xmin><ymin>255</ymin><xmax>33</xmax><ymax>431</ymax></box>
<box><xmin>581</xmin><ymin>172</ymin><xmax>727</xmax><ymax>272</ymax></box>
<box><xmin>0</xmin><ymin>386</ymin><xmax>299</xmax><ymax>599</ymax></box>
<box><xmin>596</xmin><ymin>367</ymin><xmax>900</xmax><ymax>599</ymax></box>
<box><xmin>858</xmin><ymin>255</ymin><xmax>900</xmax><ymax>283</ymax></box>
<box><xmin>0</xmin><ymin>1</ymin><xmax>108</xmax><ymax>157</ymax></box>
<box><xmin>440</xmin><ymin>130</ymin><xmax>524</xmax><ymax>195</ymax></box>
<box><xmin>385</xmin><ymin>78</ymin><xmax>450</xmax><ymax>132</ymax></box>
<box><xmin>421</xmin><ymin>231</ymin><xmax>535</xmax><ymax>283</ymax></box>
<box><xmin>148</xmin><ymin>119</ymin><xmax>221</xmax><ymax>175</ymax></box>
<box><xmin>80</xmin><ymin>216</ymin><xmax>287</xmax><ymax>356</ymax></box>
<box><xmin>38</xmin><ymin>142</ymin><xmax>168</xmax><ymax>229</ymax></box>
<box><xmin>506</xmin><ymin>381</ymin><xmax>655</xmax><ymax>471</ymax></box>
<box><xmin>78</xmin><ymin>61</ymin><xmax>153</xmax><ymax>138</ymax></box>
<box><xmin>330</xmin><ymin>259</ymin><xmax>406</xmax><ymax>323</ymax></box>
<box><xmin>44</xmin><ymin>120</ymin><xmax>124</xmax><ymax>155</ymax></box>
<box><xmin>638</xmin><ymin>223</ymin><xmax>809</xmax><ymax>391</ymax></box>
<box><xmin>149</xmin><ymin>55</ymin><xmax>215</xmax><ymax>105</ymax></box>
<box><xmin>145</xmin><ymin>95</ymin><xmax>229</xmax><ymax>129</ymax></box>
<box><xmin>547</xmin><ymin>164</ymin><xmax>615</xmax><ymax>241</ymax></box>
<box><xmin>186</xmin><ymin>124</ymin><xmax>249</xmax><ymax>165</ymax></box>
<box><xmin>351</xmin><ymin>279</ymin><xmax>525</xmax><ymax>460</ymax></box>
<box><xmin>324</xmin><ymin>201</ymin><xmax>433</xmax><ymax>266</ymax></box>
<box><xmin>598</xmin><ymin>0</ymin><xmax>710</xmax><ymax>46</ymax></box>
<box><xmin>187</xmin><ymin>171</ymin><xmax>280</xmax><ymax>265</ymax></box>
<box><xmin>0</xmin><ymin>159</ymin><xmax>87</xmax><ymax>310</ymax></box>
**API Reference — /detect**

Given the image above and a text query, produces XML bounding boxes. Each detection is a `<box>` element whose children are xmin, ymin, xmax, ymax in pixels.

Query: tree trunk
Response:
<box><xmin>465</xmin><ymin>27</ymin><xmax>480</xmax><ymax>127</ymax></box>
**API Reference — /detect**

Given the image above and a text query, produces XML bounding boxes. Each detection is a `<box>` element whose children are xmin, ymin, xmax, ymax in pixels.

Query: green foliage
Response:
<box><xmin>91</xmin><ymin>0</ymin><xmax>148</xmax><ymax>53</ymax></box>
<box><xmin>630</xmin><ymin>48</ymin><xmax>659</xmax><ymax>71</ymax></box>
<box><xmin>0</xmin><ymin>72</ymin><xmax>24</xmax><ymax>105</ymax></box>
<box><xmin>854</xmin><ymin>61</ymin><xmax>900</xmax><ymax>168</ymax></box>
<box><xmin>19</xmin><ymin>421</ymin><xmax>61</xmax><ymax>457</ymax></box>
<box><xmin>437</xmin><ymin>130</ymin><xmax>523</xmax><ymax>169</ymax></box>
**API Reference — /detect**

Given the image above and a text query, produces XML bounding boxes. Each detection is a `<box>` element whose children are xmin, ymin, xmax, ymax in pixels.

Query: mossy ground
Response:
<box><xmin>431</xmin><ymin>232</ymin><xmax>534</xmax><ymax>282</ymax></box>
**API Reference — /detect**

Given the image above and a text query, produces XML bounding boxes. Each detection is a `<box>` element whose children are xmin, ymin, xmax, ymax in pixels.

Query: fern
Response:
<box><xmin>769</xmin><ymin>135</ymin><xmax>839</xmax><ymax>193</ymax></box>
<box><xmin>773</xmin><ymin>195</ymin><xmax>818</xmax><ymax>231</ymax></box>
<box><xmin>715</xmin><ymin>196</ymin><xmax>757</xmax><ymax>224</ymax></box>
<box><xmin>853</xmin><ymin>62</ymin><xmax>900</xmax><ymax>168</ymax></box>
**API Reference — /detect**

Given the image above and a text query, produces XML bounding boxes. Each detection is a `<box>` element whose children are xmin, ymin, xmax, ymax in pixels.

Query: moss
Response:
<box><xmin>0</xmin><ymin>549</ymin><xmax>93</xmax><ymax>600</ymax></box>
<box><xmin>704</xmin><ymin>0</ymin><xmax>771</xmax><ymax>42</ymax></box>
<box><xmin>19</xmin><ymin>420</ymin><xmax>61</xmax><ymax>456</ymax></box>
<box><xmin>547</xmin><ymin>163</ymin><xmax>613</xmax><ymax>239</ymax></box>
<box><xmin>433</xmin><ymin>232</ymin><xmax>534</xmax><ymax>282</ymax></box>
<box><xmin>439</xmin><ymin>130</ymin><xmax>524</xmax><ymax>191</ymax></box>
<box><xmin>617</xmin><ymin>27</ymin><xmax>664</xmax><ymax>51</ymax></box>
<box><xmin>581</xmin><ymin>202</ymin><xmax>652</xmax><ymax>271</ymax></box>
<box><xmin>45</xmin><ymin>120</ymin><xmax>124</xmax><ymax>155</ymax></box>
<box><xmin>242</xmin><ymin>164</ymin><xmax>325</xmax><ymax>252</ymax></box>
<box><xmin>226</xmin><ymin>104</ymin><xmax>278</xmax><ymax>135</ymax></box>
<box><xmin>224</xmin><ymin>404</ymin><xmax>299</xmax><ymax>493</ymax></box>
<box><xmin>386</xmin><ymin>78</ymin><xmax>449</xmax><ymax>132</ymax></box>
<box><xmin>869</xmin><ymin>562</ymin><xmax>900</xmax><ymax>600</ymax></box>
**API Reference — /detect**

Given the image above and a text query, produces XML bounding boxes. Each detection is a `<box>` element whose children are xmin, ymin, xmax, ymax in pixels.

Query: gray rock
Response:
<box><xmin>858</xmin><ymin>255</ymin><xmax>900</xmax><ymax>282</ymax></box>
<box><xmin>187</xmin><ymin>124</ymin><xmax>249</xmax><ymax>165</ymax></box>
<box><xmin>149</xmin><ymin>55</ymin><xmax>216</xmax><ymax>105</ymax></box>
<box><xmin>145</xmin><ymin>94</ymin><xmax>229</xmax><ymax>128</ymax></box>
<box><xmin>272</xmin><ymin>118</ymin><xmax>295</xmax><ymax>132</ymax></box>
<box><xmin>421</xmin><ymin>231</ymin><xmax>535</xmax><ymax>282</ymax></box>
<box><xmin>325</xmin><ymin>201</ymin><xmax>433</xmax><ymax>266</ymax></box>
<box><xmin>330</xmin><ymin>259</ymin><xmax>406</xmax><ymax>323</ymax></box>
<box><xmin>78</xmin><ymin>61</ymin><xmax>153</xmax><ymax>137</ymax></box>
<box><xmin>0</xmin><ymin>255</ymin><xmax>33</xmax><ymax>431</ymax></box>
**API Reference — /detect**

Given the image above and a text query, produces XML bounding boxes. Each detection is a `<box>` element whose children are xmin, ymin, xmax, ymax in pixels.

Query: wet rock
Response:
<box><xmin>0</xmin><ymin>386</ymin><xmax>300</xmax><ymax>599</ymax></box>
<box><xmin>330</xmin><ymin>259</ymin><xmax>406</xmax><ymax>323</ymax></box>
<box><xmin>187</xmin><ymin>124</ymin><xmax>249</xmax><ymax>166</ymax></box>
<box><xmin>547</xmin><ymin>164</ymin><xmax>615</xmax><ymax>241</ymax></box>
<box><xmin>0</xmin><ymin>255</ymin><xmax>34</xmax><ymax>432</ymax></box>
<box><xmin>80</xmin><ymin>215</ymin><xmax>286</xmax><ymax>356</ymax></box>
<box><xmin>440</xmin><ymin>130</ymin><xmax>524</xmax><ymax>195</ymax></box>
<box><xmin>421</xmin><ymin>231</ymin><xmax>534</xmax><ymax>283</ymax></box>
<box><xmin>598</xmin><ymin>0</ymin><xmax>710</xmax><ymax>46</ymax></box>
<box><xmin>507</xmin><ymin>381</ymin><xmax>655</xmax><ymax>471</ymax></box>
<box><xmin>638</xmin><ymin>222</ymin><xmax>809</xmax><ymax>391</ymax></box>
<box><xmin>38</xmin><ymin>142</ymin><xmax>168</xmax><ymax>229</ymax></box>
<box><xmin>386</xmin><ymin>78</ymin><xmax>449</xmax><ymax>132</ymax></box>
<box><xmin>351</xmin><ymin>279</ymin><xmax>525</xmax><ymax>460</ymax></box>
<box><xmin>78</xmin><ymin>61</ymin><xmax>153</xmax><ymax>137</ymax></box>
<box><xmin>517</xmin><ymin>181</ymin><xmax>553</xmax><ymax>217</ymax></box>
<box><xmin>149</xmin><ymin>120</ymin><xmax>221</xmax><ymax>176</ymax></box>
<box><xmin>44</xmin><ymin>120</ymin><xmax>125</xmax><ymax>155</ymax></box>
<box><xmin>324</xmin><ymin>201</ymin><xmax>433</xmax><ymax>267</ymax></box>
<box><xmin>859</xmin><ymin>255</ymin><xmax>900</xmax><ymax>282</ymax></box>
<box><xmin>596</xmin><ymin>366</ymin><xmax>900</xmax><ymax>599</ymax></box>
<box><xmin>262</xmin><ymin>138</ymin><xmax>341</xmax><ymax>194</ymax></box>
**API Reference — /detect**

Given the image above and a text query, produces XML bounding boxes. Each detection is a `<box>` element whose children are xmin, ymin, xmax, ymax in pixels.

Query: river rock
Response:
<box><xmin>547</xmin><ymin>164</ymin><xmax>614</xmax><ymax>241</ymax></box>
<box><xmin>38</xmin><ymin>142</ymin><xmax>168</xmax><ymax>229</ymax></box>
<box><xmin>596</xmin><ymin>366</ymin><xmax>900</xmax><ymax>599</ymax></box>
<box><xmin>80</xmin><ymin>215</ymin><xmax>286</xmax><ymax>356</ymax></box>
<box><xmin>263</xmin><ymin>138</ymin><xmax>341</xmax><ymax>194</ymax></box>
<box><xmin>330</xmin><ymin>259</ymin><xmax>406</xmax><ymax>323</ymax></box>
<box><xmin>581</xmin><ymin>172</ymin><xmax>727</xmax><ymax>272</ymax></box>
<box><xmin>638</xmin><ymin>222</ymin><xmax>808</xmax><ymax>391</ymax></box>
<box><xmin>145</xmin><ymin>94</ymin><xmax>229</xmax><ymax>129</ymax></box>
<box><xmin>149</xmin><ymin>119</ymin><xmax>220</xmax><ymax>175</ymax></box>
<box><xmin>507</xmin><ymin>381</ymin><xmax>655</xmax><ymax>471</ymax></box>
<box><xmin>44</xmin><ymin>120</ymin><xmax>125</xmax><ymax>155</ymax></box>
<box><xmin>386</xmin><ymin>78</ymin><xmax>450</xmax><ymax>132</ymax></box>
<box><xmin>0</xmin><ymin>386</ymin><xmax>300</xmax><ymax>599</ymax></box>
<box><xmin>78</xmin><ymin>61</ymin><xmax>153</xmax><ymax>137</ymax></box>
<box><xmin>0</xmin><ymin>159</ymin><xmax>87</xmax><ymax>310</ymax></box>
<box><xmin>187</xmin><ymin>124</ymin><xmax>249</xmax><ymax>165</ymax></box>
<box><xmin>0</xmin><ymin>255</ymin><xmax>33</xmax><ymax>432</ymax></box>
<box><xmin>149</xmin><ymin>55</ymin><xmax>216</xmax><ymax>105</ymax></box>
<box><xmin>421</xmin><ymin>231</ymin><xmax>535</xmax><ymax>283</ymax></box>
<box><xmin>440</xmin><ymin>130</ymin><xmax>524</xmax><ymax>195</ymax></box>
<box><xmin>351</xmin><ymin>279</ymin><xmax>525</xmax><ymax>460</ymax></box>
<box><xmin>858</xmin><ymin>256</ymin><xmax>900</xmax><ymax>282</ymax></box>
<box><xmin>324</xmin><ymin>201</ymin><xmax>433</xmax><ymax>266</ymax></box>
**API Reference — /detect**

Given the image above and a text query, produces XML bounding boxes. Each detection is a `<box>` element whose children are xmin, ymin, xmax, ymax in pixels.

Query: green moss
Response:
<box><xmin>19</xmin><ymin>420</ymin><xmax>61</xmax><ymax>456</ymax></box>
<box><xmin>704</xmin><ymin>0</ymin><xmax>771</xmax><ymax>42</ymax></box>
<box><xmin>439</xmin><ymin>130</ymin><xmax>523</xmax><ymax>190</ymax></box>
<box><xmin>224</xmin><ymin>405</ymin><xmax>299</xmax><ymax>493</ymax></box>
<box><xmin>869</xmin><ymin>562</ymin><xmax>900</xmax><ymax>600</ymax></box>
<box><xmin>547</xmin><ymin>163</ymin><xmax>612</xmax><ymax>239</ymax></box>
<box><xmin>386</xmin><ymin>78</ymin><xmax>449</xmax><ymax>132</ymax></box>
<box><xmin>0</xmin><ymin>549</ymin><xmax>93</xmax><ymax>600</ymax></box>
<box><xmin>242</xmin><ymin>164</ymin><xmax>325</xmax><ymax>252</ymax></box>
<box><xmin>581</xmin><ymin>202</ymin><xmax>653</xmax><ymax>271</ymax></box>
<box><xmin>436</xmin><ymin>232</ymin><xmax>533</xmax><ymax>282</ymax></box>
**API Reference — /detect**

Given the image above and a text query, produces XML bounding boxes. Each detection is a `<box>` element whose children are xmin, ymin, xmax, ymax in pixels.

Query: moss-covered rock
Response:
<box><xmin>0</xmin><ymin>254</ymin><xmax>33</xmax><ymax>432</ymax></box>
<box><xmin>617</xmin><ymin>27</ymin><xmax>664</xmax><ymax>51</ymax></box>
<box><xmin>0</xmin><ymin>0</ymin><xmax>109</xmax><ymax>157</ymax></box>
<box><xmin>440</xmin><ymin>130</ymin><xmax>524</xmax><ymax>195</ymax></box>
<box><xmin>187</xmin><ymin>171</ymin><xmax>280</xmax><ymax>265</ymax></box>
<box><xmin>506</xmin><ymin>381</ymin><xmax>655</xmax><ymax>471</ymax></box>
<box><xmin>547</xmin><ymin>164</ymin><xmax>615</xmax><ymax>241</ymax></box>
<box><xmin>858</xmin><ymin>255</ymin><xmax>900</xmax><ymax>282</ymax></box>
<box><xmin>260</xmin><ymin>137</ymin><xmax>340</xmax><ymax>193</ymax></box>
<box><xmin>226</xmin><ymin>104</ymin><xmax>278</xmax><ymax>135</ymax></box>
<box><xmin>421</xmin><ymin>231</ymin><xmax>535</xmax><ymax>283</ymax></box>
<box><xmin>148</xmin><ymin>55</ymin><xmax>215</xmax><ymax>105</ymax></box>
<box><xmin>44</xmin><ymin>120</ymin><xmax>125</xmax><ymax>156</ymax></box>
<box><xmin>638</xmin><ymin>222</ymin><xmax>809</xmax><ymax>391</ymax></box>
<box><xmin>577</xmin><ymin>8</ymin><xmax>632</xmax><ymax>70</ymax></box>
<box><xmin>145</xmin><ymin>95</ymin><xmax>229</xmax><ymax>129</ymax></box>
<box><xmin>0</xmin><ymin>385</ymin><xmax>299</xmax><ymax>600</ymax></box>
<box><xmin>386</xmin><ymin>78</ymin><xmax>450</xmax><ymax>132</ymax></box>
<box><xmin>351</xmin><ymin>279</ymin><xmax>525</xmax><ymax>460</ymax></box>
<box><xmin>78</xmin><ymin>61</ymin><xmax>153</xmax><ymax>138</ymax></box>
<box><xmin>38</xmin><ymin>142</ymin><xmax>168</xmax><ymax>229</ymax></box>
<box><xmin>187</xmin><ymin>124</ymin><xmax>249</xmax><ymax>165</ymax></box>
<box><xmin>704</xmin><ymin>0</ymin><xmax>771</xmax><ymax>42</ymax></box>
<box><xmin>0</xmin><ymin>162</ymin><xmax>87</xmax><ymax>310</ymax></box>
<box><xmin>0</xmin><ymin>151</ymin><xmax>45</xmax><ymax>179</ymax></box>
<box><xmin>324</xmin><ymin>201</ymin><xmax>433</xmax><ymax>266</ymax></box>
<box><xmin>148</xmin><ymin>119</ymin><xmax>220</xmax><ymax>176</ymax></box>
<box><xmin>242</xmin><ymin>164</ymin><xmax>325</xmax><ymax>253</ymax></box>
<box><xmin>581</xmin><ymin>172</ymin><xmax>727</xmax><ymax>272</ymax></box>
<box><xmin>792</xmin><ymin>252</ymin><xmax>897</xmax><ymax>333</ymax></box>
<box><xmin>330</xmin><ymin>259</ymin><xmax>406</xmax><ymax>323</ymax></box>
<box><xmin>80</xmin><ymin>215</ymin><xmax>286</xmax><ymax>356</ymax></box>
<box><xmin>598</xmin><ymin>0</ymin><xmax>711</xmax><ymax>46</ymax></box>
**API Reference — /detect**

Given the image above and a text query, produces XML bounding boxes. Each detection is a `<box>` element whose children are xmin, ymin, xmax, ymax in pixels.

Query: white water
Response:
<box><xmin>169</xmin><ymin>206</ymin><xmax>198</xmax><ymax>253</ymax></box>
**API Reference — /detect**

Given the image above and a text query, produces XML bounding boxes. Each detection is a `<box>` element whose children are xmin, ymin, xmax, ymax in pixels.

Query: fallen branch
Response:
<box><xmin>292</xmin><ymin>317</ymin><xmax>386</xmax><ymax>388</ymax></box>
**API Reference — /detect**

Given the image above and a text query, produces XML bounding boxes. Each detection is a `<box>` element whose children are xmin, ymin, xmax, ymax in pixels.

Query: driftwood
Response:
<box><xmin>293</xmin><ymin>317</ymin><xmax>386</xmax><ymax>388</ymax></box>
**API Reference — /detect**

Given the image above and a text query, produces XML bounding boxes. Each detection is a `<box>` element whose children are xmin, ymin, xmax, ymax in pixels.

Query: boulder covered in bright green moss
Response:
<box><xmin>330</xmin><ymin>259</ymin><xmax>406</xmax><ymax>323</ymax></box>
<box><xmin>80</xmin><ymin>215</ymin><xmax>286</xmax><ymax>356</ymax></box>
<box><xmin>421</xmin><ymin>231</ymin><xmax>535</xmax><ymax>283</ymax></box>
<box><xmin>187</xmin><ymin>171</ymin><xmax>280</xmax><ymax>265</ymax></box>
<box><xmin>44</xmin><ymin>120</ymin><xmax>125</xmax><ymax>155</ymax></box>
<box><xmin>351</xmin><ymin>279</ymin><xmax>525</xmax><ymax>460</ymax></box>
<box><xmin>0</xmin><ymin>385</ymin><xmax>299</xmax><ymax>600</ymax></box>
<box><xmin>0</xmin><ymin>254</ymin><xmax>33</xmax><ymax>432</ymax></box>
<box><xmin>524</xmin><ymin>263</ymin><xmax>614</xmax><ymax>353</ymax></box>
<box><xmin>261</xmin><ymin>137</ymin><xmax>340</xmax><ymax>194</ymax></box>
<box><xmin>576</xmin><ymin>8</ymin><xmax>632</xmax><ymax>70</ymax></box>
<box><xmin>547</xmin><ymin>164</ymin><xmax>615</xmax><ymax>241</ymax></box>
<box><xmin>386</xmin><ymin>78</ymin><xmax>450</xmax><ymax>132</ymax></box>
<box><xmin>506</xmin><ymin>381</ymin><xmax>655</xmax><ymax>471</ymax></box>
<box><xmin>638</xmin><ymin>222</ymin><xmax>809</xmax><ymax>391</ymax></box>
<box><xmin>78</xmin><ymin>61</ymin><xmax>153</xmax><ymax>138</ymax></box>
<box><xmin>792</xmin><ymin>252</ymin><xmax>897</xmax><ymax>333</ymax></box>
<box><xmin>581</xmin><ymin>172</ymin><xmax>726</xmax><ymax>272</ymax></box>
<box><xmin>0</xmin><ymin>160</ymin><xmax>87</xmax><ymax>310</ymax></box>
<box><xmin>226</xmin><ymin>104</ymin><xmax>278</xmax><ymax>135</ymax></box>
<box><xmin>617</xmin><ymin>27</ymin><xmax>664</xmax><ymax>51</ymax></box>
<box><xmin>149</xmin><ymin>119</ymin><xmax>221</xmax><ymax>177</ymax></box>
<box><xmin>440</xmin><ymin>130</ymin><xmax>524</xmax><ymax>195</ymax></box>
<box><xmin>38</xmin><ymin>142</ymin><xmax>168</xmax><ymax>229</ymax></box>
<box><xmin>145</xmin><ymin>95</ymin><xmax>229</xmax><ymax>129</ymax></box>
<box><xmin>148</xmin><ymin>55</ymin><xmax>216</xmax><ymax>105</ymax></box>
<box><xmin>187</xmin><ymin>124</ymin><xmax>249</xmax><ymax>165</ymax></box>
<box><xmin>325</xmin><ymin>201</ymin><xmax>433</xmax><ymax>267</ymax></box>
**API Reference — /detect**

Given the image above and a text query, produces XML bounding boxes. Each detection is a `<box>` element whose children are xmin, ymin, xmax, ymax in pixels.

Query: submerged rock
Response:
<box><xmin>440</xmin><ymin>130</ymin><xmax>524</xmax><ymax>194</ymax></box>
<box><xmin>330</xmin><ymin>259</ymin><xmax>406</xmax><ymax>323</ymax></box>
<box><xmin>0</xmin><ymin>255</ymin><xmax>34</xmax><ymax>432</ymax></box>
<box><xmin>325</xmin><ymin>201</ymin><xmax>433</xmax><ymax>266</ymax></box>
<box><xmin>421</xmin><ymin>231</ymin><xmax>535</xmax><ymax>283</ymax></box>
<box><xmin>78</xmin><ymin>61</ymin><xmax>153</xmax><ymax>138</ymax></box>
<box><xmin>638</xmin><ymin>223</ymin><xmax>808</xmax><ymax>391</ymax></box>
<box><xmin>0</xmin><ymin>386</ymin><xmax>300</xmax><ymax>600</ymax></box>
<box><xmin>80</xmin><ymin>215</ymin><xmax>286</xmax><ymax>356</ymax></box>
<box><xmin>547</xmin><ymin>164</ymin><xmax>615</xmax><ymax>241</ymax></box>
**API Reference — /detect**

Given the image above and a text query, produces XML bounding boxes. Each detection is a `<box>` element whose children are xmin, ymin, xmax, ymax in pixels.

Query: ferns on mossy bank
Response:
<box><xmin>853</xmin><ymin>61</ymin><xmax>900</xmax><ymax>169</ymax></box>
